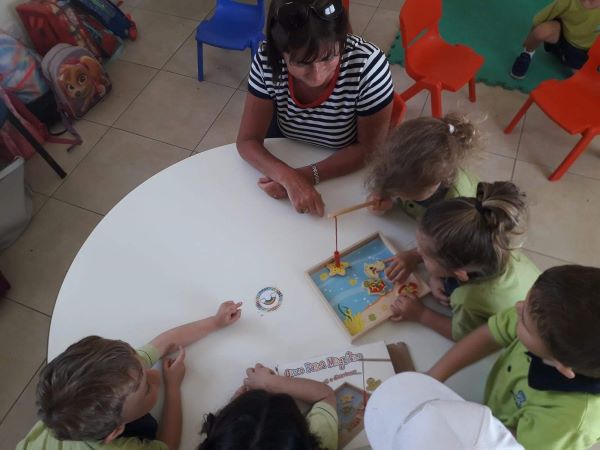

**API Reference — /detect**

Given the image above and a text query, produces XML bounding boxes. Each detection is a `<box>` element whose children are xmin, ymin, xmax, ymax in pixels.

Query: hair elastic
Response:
<box><xmin>448</xmin><ymin>123</ymin><xmax>455</xmax><ymax>134</ymax></box>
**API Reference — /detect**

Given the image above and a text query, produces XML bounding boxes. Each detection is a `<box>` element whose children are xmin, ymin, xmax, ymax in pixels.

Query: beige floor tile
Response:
<box><xmin>54</xmin><ymin>129</ymin><xmax>190</xmax><ymax>215</ymax></box>
<box><xmin>517</xmin><ymin>104</ymin><xmax>600</xmax><ymax>180</ymax></box>
<box><xmin>353</xmin><ymin>0</ymin><xmax>381</xmax><ymax>8</ymax></box>
<box><xmin>442</xmin><ymin>84</ymin><xmax>527</xmax><ymax>159</ymax></box>
<box><xmin>467</xmin><ymin>151</ymin><xmax>514</xmax><ymax>183</ymax></box>
<box><xmin>379</xmin><ymin>0</ymin><xmax>404</xmax><ymax>11</ymax></box>
<box><xmin>0</xmin><ymin>199</ymin><xmax>102</xmax><ymax>315</ymax></box>
<box><xmin>115</xmin><ymin>71</ymin><xmax>235</xmax><ymax>149</ymax></box>
<box><xmin>85</xmin><ymin>60</ymin><xmax>157</xmax><ymax>126</ymax></box>
<box><xmin>0</xmin><ymin>301</ymin><xmax>48</xmax><ymax>419</ymax></box>
<box><xmin>164</xmin><ymin>34</ymin><xmax>251</xmax><ymax>89</ymax></box>
<box><xmin>513</xmin><ymin>161</ymin><xmax>600</xmax><ymax>266</ymax></box>
<box><xmin>31</xmin><ymin>192</ymin><xmax>49</xmax><ymax>216</ymax></box>
<box><xmin>349</xmin><ymin>3</ymin><xmax>377</xmax><ymax>36</ymax></box>
<box><xmin>24</xmin><ymin>121</ymin><xmax>108</xmax><ymax>196</ymax></box>
<box><xmin>137</xmin><ymin>0</ymin><xmax>213</xmax><ymax>20</ymax></box>
<box><xmin>0</xmin><ymin>362</ymin><xmax>44</xmax><ymax>448</ymax></box>
<box><xmin>238</xmin><ymin>74</ymin><xmax>249</xmax><ymax>91</ymax></box>
<box><xmin>389</xmin><ymin>64</ymin><xmax>427</xmax><ymax>120</ymax></box>
<box><xmin>196</xmin><ymin>90</ymin><xmax>246</xmax><ymax>152</ymax></box>
<box><xmin>522</xmin><ymin>249</ymin><xmax>570</xmax><ymax>271</ymax></box>
<box><xmin>121</xmin><ymin>9</ymin><xmax>197</xmax><ymax>69</ymax></box>
<box><xmin>363</xmin><ymin>8</ymin><xmax>399</xmax><ymax>55</ymax></box>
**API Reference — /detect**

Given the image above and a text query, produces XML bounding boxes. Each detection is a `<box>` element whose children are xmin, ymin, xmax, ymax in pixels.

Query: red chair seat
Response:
<box><xmin>407</xmin><ymin>38</ymin><xmax>484</xmax><ymax>92</ymax></box>
<box><xmin>533</xmin><ymin>80</ymin><xmax>600</xmax><ymax>135</ymax></box>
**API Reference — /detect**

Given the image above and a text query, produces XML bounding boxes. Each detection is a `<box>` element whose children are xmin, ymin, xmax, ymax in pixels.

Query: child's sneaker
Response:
<box><xmin>510</xmin><ymin>52</ymin><xmax>532</xmax><ymax>79</ymax></box>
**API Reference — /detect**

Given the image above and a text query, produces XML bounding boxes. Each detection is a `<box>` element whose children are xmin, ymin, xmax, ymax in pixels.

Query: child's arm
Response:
<box><xmin>150</xmin><ymin>301</ymin><xmax>242</xmax><ymax>358</ymax></box>
<box><xmin>390</xmin><ymin>293</ymin><xmax>454</xmax><ymax>340</ymax></box>
<box><xmin>244</xmin><ymin>363</ymin><xmax>336</xmax><ymax>407</ymax></box>
<box><xmin>427</xmin><ymin>324</ymin><xmax>501</xmax><ymax>382</ymax></box>
<box><xmin>157</xmin><ymin>347</ymin><xmax>185</xmax><ymax>450</ymax></box>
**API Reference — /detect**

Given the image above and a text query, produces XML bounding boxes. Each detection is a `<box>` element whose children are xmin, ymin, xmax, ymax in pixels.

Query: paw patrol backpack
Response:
<box><xmin>42</xmin><ymin>43</ymin><xmax>111</xmax><ymax>119</ymax></box>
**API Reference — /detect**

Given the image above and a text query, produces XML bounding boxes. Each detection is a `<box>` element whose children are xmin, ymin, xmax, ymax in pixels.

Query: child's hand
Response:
<box><xmin>162</xmin><ymin>345</ymin><xmax>186</xmax><ymax>388</ymax></box>
<box><xmin>367</xmin><ymin>193</ymin><xmax>393</xmax><ymax>215</ymax></box>
<box><xmin>215</xmin><ymin>301</ymin><xmax>242</xmax><ymax>328</ymax></box>
<box><xmin>258</xmin><ymin>177</ymin><xmax>288</xmax><ymax>200</ymax></box>
<box><xmin>385</xmin><ymin>250</ymin><xmax>421</xmax><ymax>284</ymax></box>
<box><xmin>429</xmin><ymin>277</ymin><xmax>450</xmax><ymax>306</ymax></box>
<box><xmin>243</xmin><ymin>363</ymin><xmax>276</xmax><ymax>391</ymax></box>
<box><xmin>390</xmin><ymin>293</ymin><xmax>425</xmax><ymax>322</ymax></box>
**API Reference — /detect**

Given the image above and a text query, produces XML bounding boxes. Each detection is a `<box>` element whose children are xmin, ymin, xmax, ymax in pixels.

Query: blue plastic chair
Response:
<box><xmin>195</xmin><ymin>0</ymin><xmax>266</xmax><ymax>81</ymax></box>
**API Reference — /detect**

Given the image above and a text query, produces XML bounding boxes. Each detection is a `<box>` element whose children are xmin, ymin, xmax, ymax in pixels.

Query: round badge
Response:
<box><xmin>256</xmin><ymin>287</ymin><xmax>283</xmax><ymax>312</ymax></box>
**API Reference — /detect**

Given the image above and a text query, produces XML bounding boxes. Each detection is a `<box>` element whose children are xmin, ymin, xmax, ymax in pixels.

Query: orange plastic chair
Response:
<box><xmin>504</xmin><ymin>38</ymin><xmax>600</xmax><ymax>181</ymax></box>
<box><xmin>398</xmin><ymin>0</ymin><xmax>484</xmax><ymax>118</ymax></box>
<box><xmin>390</xmin><ymin>92</ymin><xmax>406</xmax><ymax>130</ymax></box>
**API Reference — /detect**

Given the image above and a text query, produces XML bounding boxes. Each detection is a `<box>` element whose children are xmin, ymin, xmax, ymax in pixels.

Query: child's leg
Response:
<box><xmin>523</xmin><ymin>20</ymin><xmax>561</xmax><ymax>52</ymax></box>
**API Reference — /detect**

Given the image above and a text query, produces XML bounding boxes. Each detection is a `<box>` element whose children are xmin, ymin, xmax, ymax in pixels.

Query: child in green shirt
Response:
<box><xmin>364</xmin><ymin>113</ymin><xmax>480</xmax><ymax>285</ymax></box>
<box><xmin>16</xmin><ymin>301</ymin><xmax>242</xmax><ymax>450</ymax></box>
<box><xmin>196</xmin><ymin>363</ymin><xmax>338</xmax><ymax>450</ymax></box>
<box><xmin>428</xmin><ymin>265</ymin><xmax>600</xmax><ymax>450</ymax></box>
<box><xmin>388</xmin><ymin>181</ymin><xmax>540</xmax><ymax>341</ymax></box>
<box><xmin>510</xmin><ymin>0</ymin><xmax>600</xmax><ymax>79</ymax></box>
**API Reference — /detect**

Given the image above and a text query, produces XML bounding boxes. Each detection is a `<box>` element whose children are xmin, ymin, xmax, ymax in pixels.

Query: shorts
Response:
<box><xmin>543</xmin><ymin>20</ymin><xmax>589</xmax><ymax>69</ymax></box>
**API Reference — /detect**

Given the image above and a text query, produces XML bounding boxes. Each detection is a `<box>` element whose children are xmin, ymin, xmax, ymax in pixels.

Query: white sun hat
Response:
<box><xmin>364</xmin><ymin>372</ymin><xmax>523</xmax><ymax>450</ymax></box>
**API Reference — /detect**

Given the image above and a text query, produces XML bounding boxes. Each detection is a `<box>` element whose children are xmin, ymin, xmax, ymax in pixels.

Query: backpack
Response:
<box><xmin>42</xmin><ymin>43</ymin><xmax>111</xmax><ymax>119</ymax></box>
<box><xmin>72</xmin><ymin>0</ymin><xmax>137</xmax><ymax>40</ymax></box>
<box><xmin>16</xmin><ymin>0</ymin><xmax>121</xmax><ymax>61</ymax></box>
<box><xmin>0</xmin><ymin>31</ymin><xmax>49</xmax><ymax>104</ymax></box>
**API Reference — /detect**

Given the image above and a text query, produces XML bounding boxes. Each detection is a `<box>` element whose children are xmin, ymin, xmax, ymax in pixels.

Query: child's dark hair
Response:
<box><xmin>197</xmin><ymin>390</ymin><xmax>327</xmax><ymax>450</ymax></box>
<box><xmin>528</xmin><ymin>265</ymin><xmax>600</xmax><ymax>378</ymax></box>
<box><xmin>365</xmin><ymin>113</ymin><xmax>480</xmax><ymax>198</ymax></box>
<box><xmin>36</xmin><ymin>336</ymin><xmax>143</xmax><ymax>440</ymax></box>
<box><xmin>419</xmin><ymin>181</ymin><xmax>527</xmax><ymax>279</ymax></box>
<box><xmin>266</xmin><ymin>0</ymin><xmax>348</xmax><ymax>81</ymax></box>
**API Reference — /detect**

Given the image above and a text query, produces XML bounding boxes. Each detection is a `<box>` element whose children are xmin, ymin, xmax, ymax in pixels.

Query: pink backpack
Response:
<box><xmin>42</xmin><ymin>43</ymin><xmax>111</xmax><ymax>119</ymax></box>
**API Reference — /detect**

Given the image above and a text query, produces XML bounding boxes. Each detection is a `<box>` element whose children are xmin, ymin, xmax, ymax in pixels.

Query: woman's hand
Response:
<box><xmin>367</xmin><ymin>193</ymin><xmax>394</xmax><ymax>215</ymax></box>
<box><xmin>280</xmin><ymin>170</ymin><xmax>325</xmax><ymax>216</ymax></box>
<box><xmin>257</xmin><ymin>177</ymin><xmax>288</xmax><ymax>200</ymax></box>
<box><xmin>384</xmin><ymin>249</ymin><xmax>421</xmax><ymax>284</ymax></box>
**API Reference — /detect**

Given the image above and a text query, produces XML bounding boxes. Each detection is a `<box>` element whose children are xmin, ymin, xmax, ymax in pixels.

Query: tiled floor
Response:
<box><xmin>1</xmin><ymin>0</ymin><xmax>600</xmax><ymax>447</ymax></box>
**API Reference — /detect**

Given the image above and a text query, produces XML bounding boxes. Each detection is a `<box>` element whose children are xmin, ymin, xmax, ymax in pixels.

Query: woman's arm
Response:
<box><xmin>296</xmin><ymin>102</ymin><xmax>393</xmax><ymax>182</ymax></box>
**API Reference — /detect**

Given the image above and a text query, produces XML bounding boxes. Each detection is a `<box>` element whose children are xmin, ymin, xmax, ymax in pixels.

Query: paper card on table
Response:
<box><xmin>275</xmin><ymin>341</ymin><xmax>396</xmax><ymax>450</ymax></box>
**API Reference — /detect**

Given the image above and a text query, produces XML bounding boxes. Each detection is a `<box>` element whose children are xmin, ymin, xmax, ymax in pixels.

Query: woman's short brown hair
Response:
<box><xmin>36</xmin><ymin>336</ymin><xmax>143</xmax><ymax>440</ymax></box>
<box><xmin>265</xmin><ymin>0</ymin><xmax>349</xmax><ymax>81</ymax></box>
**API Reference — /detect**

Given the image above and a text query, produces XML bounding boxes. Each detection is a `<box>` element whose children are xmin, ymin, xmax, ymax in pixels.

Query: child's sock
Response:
<box><xmin>523</xmin><ymin>48</ymin><xmax>535</xmax><ymax>57</ymax></box>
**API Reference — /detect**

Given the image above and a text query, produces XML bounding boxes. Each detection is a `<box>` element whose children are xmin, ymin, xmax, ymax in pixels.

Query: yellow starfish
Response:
<box><xmin>326</xmin><ymin>261</ymin><xmax>350</xmax><ymax>276</ymax></box>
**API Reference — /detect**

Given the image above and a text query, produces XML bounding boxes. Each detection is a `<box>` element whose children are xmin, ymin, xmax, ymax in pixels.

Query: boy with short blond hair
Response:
<box><xmin>16</xmin><ymin>301</ymin><xmax>242</xmax><ymax>450</ymax></box>
<box><xmin>428</xmin><ymin>265</ymin><xmax>600</xmax><ymax>450</ymax></box>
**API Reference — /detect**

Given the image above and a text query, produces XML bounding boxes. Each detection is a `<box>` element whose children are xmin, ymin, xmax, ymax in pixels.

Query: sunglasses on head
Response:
<box><xmin>275</xmin><ymin>0</ymin><xmax>343</xmax><ymax>30</ymax></box>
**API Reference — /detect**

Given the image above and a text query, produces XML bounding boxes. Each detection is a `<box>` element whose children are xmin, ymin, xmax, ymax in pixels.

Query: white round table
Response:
<box><xmin>50</xmin><ymin>139</ymin><xmax>495</xmax><ymax>449</ymax></box>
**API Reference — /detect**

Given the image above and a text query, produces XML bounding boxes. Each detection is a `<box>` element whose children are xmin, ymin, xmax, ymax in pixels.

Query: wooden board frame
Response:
<box><xmin>306</xmin><ymin>232</ymin><xmax>430</xmax><ymax>342</ymax></box>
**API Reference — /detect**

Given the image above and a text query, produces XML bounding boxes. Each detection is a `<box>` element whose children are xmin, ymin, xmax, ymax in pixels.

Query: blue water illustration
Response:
<box><xmin>310</xmin><ymin>237</ymin><xmax>394</xmax><ymax>321</ymax></box>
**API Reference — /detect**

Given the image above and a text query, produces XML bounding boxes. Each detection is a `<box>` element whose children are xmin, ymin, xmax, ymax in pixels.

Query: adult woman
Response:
<box><xmin>236</xmin><ymin>0</ymin><xmax>394</xmax><ymax>216</ymax></box>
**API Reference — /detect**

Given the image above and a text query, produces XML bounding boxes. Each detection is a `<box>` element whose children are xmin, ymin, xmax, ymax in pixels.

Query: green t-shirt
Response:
<box><xmin>16</xmin><ymin>345</ymin><xmax>166</xmax><ymax>450</ymax></box>
<box><xmin>396</xmin><ymin>168</ymin><xmax>479</xmax><ymax>221</ymax></box>
<box><xmin>533</xmin><ymin>0</ymin><xmax>600</xmax><ymax>49</ymax></box>
<box><xmin>486</xmin><ymin>307</ymin><xmax>600</xmax><ymax>450</ymax></box>
<box><xmin>307</xmin><ymin>401</ymin><xmax>339</xmax><ymax>450</ymax></box>
<box><xmin>451</xmin><ymin>251</ymin><xmax>540</xmax><ymax>341</ymax></box>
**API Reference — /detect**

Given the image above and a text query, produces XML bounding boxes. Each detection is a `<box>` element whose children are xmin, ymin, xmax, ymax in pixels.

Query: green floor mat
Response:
<box><xmin>388</xmin><ymin>0</ymin><xmax>572</xmax><ymax>93</ymax></box>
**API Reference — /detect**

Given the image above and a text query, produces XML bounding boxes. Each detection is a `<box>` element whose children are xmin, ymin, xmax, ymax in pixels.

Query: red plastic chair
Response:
<box><xmin>390</xmin><ymin>92</ymin><xmax>406</xmax><ymax>130</ymax></box>
<box><xmin>398</xmin><ymin>0</ymin><xmax>484</xmax><ymax>118</ymax></box>
<box><xmin>504</xmin><ymin>38</ymin><xmax>600</xmax><ymax>181</ymax></box>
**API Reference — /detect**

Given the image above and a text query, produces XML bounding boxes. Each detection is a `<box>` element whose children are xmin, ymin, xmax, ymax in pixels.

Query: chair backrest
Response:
<box><xmin>217</xmin><ymin>0</ymin><xmax>265</xmax><ymax>23</ymax></box>
<box><xmin>399</xmin><ymin>0</ymin><xmax>441</xmax><ymax>48</ymax></box>
<box><xmin>580</xmin><ymin>36</ymin><xmax>600</xmax><ymax>79</ymax></box>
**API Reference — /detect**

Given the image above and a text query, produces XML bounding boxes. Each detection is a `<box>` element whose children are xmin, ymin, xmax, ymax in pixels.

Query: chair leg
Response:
<box><xmin>6</xmin><ymin>111</ymin><xmax>67</xmax><ymax>179</ymax></box>
<box><xmin>399</xmin><ymin>82</ymin><xmax>425</xmax><ymax>102</ymax></box>
<box><xmin>430</xmin><ymin>88</ymin><xmax>443</xmax><ymax>118</ymax></box>
<box><xmin>196</xmin><ymin>41</ymin><xmax>204</xmax><ymax>82</ymax></box>
<box><xmin>504</xmin><ymin>97</ymin><xmax>533</xmax><ymax>134</ymax></box>
<box><xmin>468</xmin><ymin>78</ymin><xmax>476</xmax><ymax>102</ymax></box>
<box><xmin>548</xmin><ymin>131</ymin><xmax>595</xmax><ymax>181</ymax></box>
